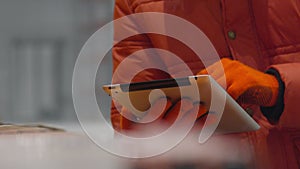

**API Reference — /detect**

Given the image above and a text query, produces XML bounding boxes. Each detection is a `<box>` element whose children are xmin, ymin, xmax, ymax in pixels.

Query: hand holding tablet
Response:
<box><xmin>103</xmin><ymin>75</ymin><xmax>260</xmax><ymax>134</ymax></box>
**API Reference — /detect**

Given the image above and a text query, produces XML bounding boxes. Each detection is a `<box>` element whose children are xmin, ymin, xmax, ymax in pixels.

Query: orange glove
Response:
<box><xmin>118</xmin><ymin>98</ymin><xmax>207</xmax><ymax>137</ymax></box>
<box><xmin>198</xmin><ymin>58</ymin><xmax>279</xmax><ymax>107</ymax></box>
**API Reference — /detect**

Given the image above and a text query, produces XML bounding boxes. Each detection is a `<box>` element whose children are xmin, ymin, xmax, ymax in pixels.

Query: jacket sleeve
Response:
<box><xmin>261</xmin><ymin>63</ymin><xmax>300</xmax><ymax>128</ymax></box>
<box><xmin>111</xmin><ymin>0</ymin><xmax>170</xmax><ymax>130</ymax></box>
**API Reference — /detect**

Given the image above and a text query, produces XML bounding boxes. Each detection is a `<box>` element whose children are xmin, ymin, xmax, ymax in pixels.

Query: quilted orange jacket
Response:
<box><xmin>111</xmin><ymin>0</ymin><xmax>300</xmax><ymax>168</ymax></box>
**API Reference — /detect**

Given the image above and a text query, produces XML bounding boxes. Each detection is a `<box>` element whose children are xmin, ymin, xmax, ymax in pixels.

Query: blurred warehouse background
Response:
<box><xmin>0</xmin><ymin>2</ymin><xmax>254</xmax><ymax>169</ymax></box>
<box><xmin>0</xmin><ymin>0</ymin><xmax>114</xmax><ymax>123</ymax></box>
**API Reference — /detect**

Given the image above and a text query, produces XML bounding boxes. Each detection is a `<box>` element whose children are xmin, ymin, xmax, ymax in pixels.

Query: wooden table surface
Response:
<box><xmin>0</xmin><ymin>123</ymin><xmax>253</xmax><ymax>169</ymax></box>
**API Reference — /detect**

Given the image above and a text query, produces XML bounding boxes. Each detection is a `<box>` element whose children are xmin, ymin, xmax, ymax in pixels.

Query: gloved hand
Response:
<box><xmin>198</xmin><ymin>58</ymin><xmax>279</xmax><ymax>107</ymax></box>
<box><xmin>118</xmin><ymin>98</ymin><xmax>207</xmax><ymax>137</ymax></box>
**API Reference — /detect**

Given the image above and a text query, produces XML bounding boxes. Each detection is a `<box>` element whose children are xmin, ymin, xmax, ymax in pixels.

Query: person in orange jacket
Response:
<box><xmin>111</xmin><ymin>0</ymin><xmax>300</xmax><ymax>168</ymax></box>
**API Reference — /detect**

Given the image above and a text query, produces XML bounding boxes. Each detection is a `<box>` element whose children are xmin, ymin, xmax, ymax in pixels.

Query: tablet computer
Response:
<box><xmin>103</xmin><ymin>75</ymin><xmax>260</xmax><ymax>134</ymax></box>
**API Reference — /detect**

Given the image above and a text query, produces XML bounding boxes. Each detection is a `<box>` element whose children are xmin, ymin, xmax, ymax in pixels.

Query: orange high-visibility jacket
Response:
<box><xmin>111</xmin><ymin>0</ymin><xmax>300</xmax><ymax>168</ymax></box>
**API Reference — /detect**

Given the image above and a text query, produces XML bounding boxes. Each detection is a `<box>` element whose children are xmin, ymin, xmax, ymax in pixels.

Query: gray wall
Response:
<box><xmin>0</xmin><ymin>0</ymin><xmax>114</xmax><ymax>123</ymax></box>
